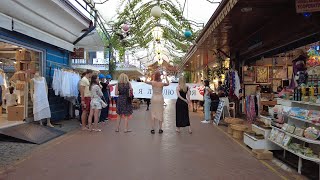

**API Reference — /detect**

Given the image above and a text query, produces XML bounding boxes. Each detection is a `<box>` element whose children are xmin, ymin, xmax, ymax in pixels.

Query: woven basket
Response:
<box><xmin>231</xmin><ymin>124</ymin><xmax>248</xmax><ymax>131</ymax></box>
<box><xmin>225</xmin><ymin>118</ymin><xmax>243</xmax><ymax>125</ymax></box>
<box><xmin>233</xmin><ymin>130</ymin><xmax>244</xmax><ymax>139</ymax></box>
<box><xmin>227</xmin><ymin>126</ymin><xmax>233</xmax><ymax>134</ymax></box>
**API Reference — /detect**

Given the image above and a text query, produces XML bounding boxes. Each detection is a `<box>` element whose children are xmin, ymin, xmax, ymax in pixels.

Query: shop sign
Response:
<box><xmin>296</xmin><ymin>0</ymin><xmax>320</xmax><ymax>13</ymax></box>
<box><xmin>71</xmin><ymin>48</ymin><xmax>84</xmax><ymax>59</ymax></box>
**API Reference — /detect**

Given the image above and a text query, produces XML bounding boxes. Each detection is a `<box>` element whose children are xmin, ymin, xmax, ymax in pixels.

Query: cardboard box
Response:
<box><xmin>29</xmin><ymin>61</ymin><xmax>38</xmax><ymax>73</ymax></box>
<box><xmin>15</xmin><ymin>50</ymin><xmax>31</xmax><ymax>61</ymax></box>
<box><xmin>7</xmin><ymin>106</ymin><xmax>25</xmax><ymax>121</ymax></box>
<box><xmin>31</xmin><ymin>51</ymin><xmax>39</xmax><ymax>61</ymax></box>
<box><xmin>252</xmin><ymin>149</ymin><xmax>273</xmax><ymax>160</ymax></box>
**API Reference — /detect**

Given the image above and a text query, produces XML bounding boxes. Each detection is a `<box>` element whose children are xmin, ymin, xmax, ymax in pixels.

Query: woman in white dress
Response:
<box><xmin>87</xmin><ymin>75</ymin><xmax>104</xmax><ymax>132</ymax></box>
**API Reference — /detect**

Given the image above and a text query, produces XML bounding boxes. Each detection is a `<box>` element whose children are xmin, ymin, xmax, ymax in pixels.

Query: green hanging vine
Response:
<box><xmin>104</xmin><ymin>0</ymin><xmax>200</xmax><ymax>62</ymax></box>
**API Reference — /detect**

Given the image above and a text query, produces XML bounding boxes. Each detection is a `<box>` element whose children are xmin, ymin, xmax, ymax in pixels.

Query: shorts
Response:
<box><xmin>82</xmin><ymin>97</ymin><xmax>91</xmax><ymax>112</ymax></box>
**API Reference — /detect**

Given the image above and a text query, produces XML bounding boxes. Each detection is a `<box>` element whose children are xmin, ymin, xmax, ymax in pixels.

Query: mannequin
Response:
<box><xmin>30</xmin><ymin>72</ymin><xmax>54</xmax><ymax>127</ymax></box>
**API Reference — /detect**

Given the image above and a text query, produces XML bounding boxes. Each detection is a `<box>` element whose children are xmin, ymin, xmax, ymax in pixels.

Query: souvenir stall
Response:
<box><xmin>242</xmin><ymin>55</ymin><xmax>292</xmax><ymax>117</ymax></box>
<box><xmin>267</xmin><ymin>45</ymin><xmax>320</xmax><ymax>176</ymax></box>
<box><xmin>241</xmin><ymin>44</ymin><xmax>320</xmax><ymax>178</ymax></box>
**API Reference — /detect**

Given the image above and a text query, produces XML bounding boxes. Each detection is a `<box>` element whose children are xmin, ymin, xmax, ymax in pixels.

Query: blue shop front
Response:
<box><xmin>0</xmin><ymin>0</ymin><xmax>92</xmax><ymax>129</ymax></box>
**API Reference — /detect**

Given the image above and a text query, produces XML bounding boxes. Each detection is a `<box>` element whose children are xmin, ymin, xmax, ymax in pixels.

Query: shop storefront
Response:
<box><xmin>0</xmin><ymin>0</ymin><xmax>93</xmax><ymax>130</ymax></box>
<box><xmin>0</xmin><ymin>27</ymin><xmax>71</xmax><ymax>128</ymax></box>
<box><xmin>0</xmin><ymin>40</ymin><xmax>42</xmax><ymax>127</ymax></box>
<box><xmin>180</xmin><ymin>0</ymin><xmax>320</xmax><ymax>178</ymax></box>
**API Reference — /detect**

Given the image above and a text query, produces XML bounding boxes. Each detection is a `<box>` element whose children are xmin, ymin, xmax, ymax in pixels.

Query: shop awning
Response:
<box><xmin>180</xmin><ymin>0</ymin><xmax>320</xmax><ymax>70</ymax></box>
<box><xmin>0</xmin><ymin>0</ymin><xmax>91</xmax><ymax>51</ymax></box>
<box><xmin>179</xmin><ymin>0</ymin><xmax>237</xmax><ymax>71</ymax></box>
<box><xmin>0</xmin><ymin>12</ymin><xmax>11</xmax><ymax>31</ymax></box>
<box><xmin>75</xmin><ymin>31</ymin><xmax>105</xmax><ymax>52</ymax></box>
<box><xmin>13</xmin><ymin>19</ymin><xmax>74</xmax><ymax>51</ymax></box>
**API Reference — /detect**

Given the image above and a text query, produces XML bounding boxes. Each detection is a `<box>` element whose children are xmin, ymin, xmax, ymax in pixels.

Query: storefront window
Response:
<box><xmin>0</xmin><ymin>41</ymin><xmax>41</xmax><ymax>126</ymax></box>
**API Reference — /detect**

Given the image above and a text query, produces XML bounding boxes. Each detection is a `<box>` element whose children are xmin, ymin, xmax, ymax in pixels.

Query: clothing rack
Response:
<box><xmin>48</xmin><ymin>61</ymin><xmax>75</xmax><ymax>88</ymax></box>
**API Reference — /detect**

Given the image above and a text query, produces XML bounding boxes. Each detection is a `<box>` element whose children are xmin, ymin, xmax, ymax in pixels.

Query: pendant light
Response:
<box><xmin>151</xmin><ymin>5</ymin><xmax>162</xmax><ymax>18</ymax></box>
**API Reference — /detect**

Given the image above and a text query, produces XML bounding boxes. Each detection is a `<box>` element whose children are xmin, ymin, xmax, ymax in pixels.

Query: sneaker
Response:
<box><xmin>201</xmin><ymin>120</ymin><xmax>210</xmax><ymax>124</ymax></box>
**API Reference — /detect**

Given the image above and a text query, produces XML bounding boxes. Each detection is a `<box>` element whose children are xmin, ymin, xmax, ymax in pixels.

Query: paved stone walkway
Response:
<box><xmin>0</xmin><ymin>101</ymin><xmax>284</xmax><ymax>180</ymax></box>
<box><xmin>0</xmin><ymin>119</ymin><xmax>79</xmax><ymax>170</ymax></box>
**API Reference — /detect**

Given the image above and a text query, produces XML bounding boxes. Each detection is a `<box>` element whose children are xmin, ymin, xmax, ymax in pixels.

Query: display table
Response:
<box><xmin>244</xmin><ymin>124</ymin><xmax>281</xmax><ymax>150</ymax></box>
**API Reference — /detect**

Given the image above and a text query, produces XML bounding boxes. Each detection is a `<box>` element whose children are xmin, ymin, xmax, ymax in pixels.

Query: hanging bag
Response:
<box><xmin>101</xmin><ymin>95</ymin><xmax>108</xmax><ymax>108</ymax></box>
<box><xmin>127</xmin><ymin>83</ymin><xmax>133</xmax><ymax>104</ymax></box>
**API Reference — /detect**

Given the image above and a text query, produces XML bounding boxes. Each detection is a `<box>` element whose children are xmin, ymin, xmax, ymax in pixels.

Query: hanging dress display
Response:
<box><xmin>224</xmin><ymin>70</ymin><xmax>241</xmax><ymax>99</ymax></box>
<box><xmin>245</xmin><ymin>95</ymin><xmax>258</xmax><ymax>123</ymax></box>
<box><xmin>33</xmin><ymin>77</ymin><xmax>51</xmax><ymax>121</ymax></box>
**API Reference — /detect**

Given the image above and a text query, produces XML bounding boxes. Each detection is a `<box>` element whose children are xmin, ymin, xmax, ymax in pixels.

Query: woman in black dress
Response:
<box><xmin>175</xmin><ymin>76</ymin><xmax>192</xmax><ymax>134</ymax></box>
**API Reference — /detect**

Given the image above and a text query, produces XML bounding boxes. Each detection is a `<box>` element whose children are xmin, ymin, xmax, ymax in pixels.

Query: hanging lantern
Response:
<box><xmin>158</xmin><ymin>58</ymin><xmax>163</xmax><ymax>65</ymax></box>
<box><xmin>155</xmin><ymin>43</ymin><xmax>163</xmax><ymax>55</ymax></box>
<box><xmin>151</xmin><ymin>6</ymin><xmax>162</xmax><ymax>18</ymax></box>
<box><xmin>184</xmin><ymin>30</ymin><xmax>192</xmax><ymax>38</ymax></box>
<box><xmin>122</xmin><ymin>24</ymin><xmax>130</xmax><ymax>32</ymax></box>
<box><xmin>152</xmin><ymin>26</ymin><xmax>163</xmax><ymax>42</ymax></box>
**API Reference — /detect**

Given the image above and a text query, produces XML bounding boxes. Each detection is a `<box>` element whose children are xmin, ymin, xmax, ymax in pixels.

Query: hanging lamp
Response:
<box><xmin>184</xmin><ymin>30</ymin><xmax>192</xmax><ymax>38</ymax></box>
<box><xmin>122</xmin><ymin>24</ymin><xmax>130</xmax><ymax>32</ymax></box>
<box><xmin>151</xmin><ymin>5</ymin><xmax>162</xmax><ymax>18</ymax></box>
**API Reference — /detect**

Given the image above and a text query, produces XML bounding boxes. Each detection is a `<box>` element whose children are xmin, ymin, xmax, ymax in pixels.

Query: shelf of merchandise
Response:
<box><xmin>271</xmin><ymin>98</ymin><xmax>320</xmax><ymax>175</ymax></box>
<box><xmin>288</xmin><ymin>115</ymin><xmax>320</xmax><ymax>126</ymax></box>
<box><xmin>268</xmin><ymin>138</ymin><xmax>320</xmax><ymax>163</ymax></box>
<box><xmin>277</xmin><ymin>98</ymin><xmax>320</xmax><ymax>107</ymax></box>
<box><xmin>244</xmin><ymin>124</ymin><xmax>280</xmax><ymax>150</ymax></box>
<box><xmin>272</xmin><ymin>126</ymin><xmax>320</xmax><ymax>145</ymax></box>
<box><xmin>260</xmin><ymin>115</ymin><xmax>273</xmax><ymax>121</ymax></box>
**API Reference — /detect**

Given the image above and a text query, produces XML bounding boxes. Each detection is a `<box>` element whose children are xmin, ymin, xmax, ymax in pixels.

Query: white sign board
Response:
<box><xmin>214</xmin><ymin>100</ymin><xmax>225</xmax><ymax>125</ymax></box>
<box><xmin>109</xmin><ymin>81</ymin><xmax>204</xmax><ymax>100</ymax></box>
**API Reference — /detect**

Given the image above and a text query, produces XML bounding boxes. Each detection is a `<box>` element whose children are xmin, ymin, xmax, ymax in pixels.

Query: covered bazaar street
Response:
<box><xmin>0</xmin><ymin>101</ymin><xmax>290</xmax><ymax>180</ymax></box>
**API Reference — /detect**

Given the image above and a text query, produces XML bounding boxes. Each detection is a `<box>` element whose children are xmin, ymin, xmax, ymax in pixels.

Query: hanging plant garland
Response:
<box><xmin>106</xmin><ymin>0</ymin><xmax>200</xmax><ymax>63</ymax></box>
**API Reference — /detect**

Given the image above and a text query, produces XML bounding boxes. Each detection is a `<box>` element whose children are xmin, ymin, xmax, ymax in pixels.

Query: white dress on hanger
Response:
<box><xmin>33</xmin><ymin>77</ymin><xmax>51</xmax><ymax>121</ymax></box>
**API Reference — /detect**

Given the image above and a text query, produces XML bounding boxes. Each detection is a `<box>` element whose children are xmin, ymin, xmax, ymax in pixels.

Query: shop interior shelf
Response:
<box><xmin>277</xmin><ymin>98</ymin><xmax>320</xmax><ymax>107</ymax></box>
<box><xmin>271</xmin><ymin>126</ymin><xmax>320</xmax><ymax>145</ymax></box>
<box><xmin>259</xmin><ymin>115</ymin><xmax>273</xmax><ymax>121</ymax></box>
<box><xmin>292</xmin><ymin>101</ymin><xmax>320</xmax><ymax>107</ymax></box>
<box><xmin>288</xmin><ymin>115</ymin><xmax>320</xmax><ymax>126</ymax></box>
<box><xmin>252</xmin><ymin>124</ymin><xmax>271</xmax><ymax>132</ymax></box>
<box><xmin>268</xmin><ymin>138</ymin><xmax>320</xmax><ymax>163</ymax></box>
